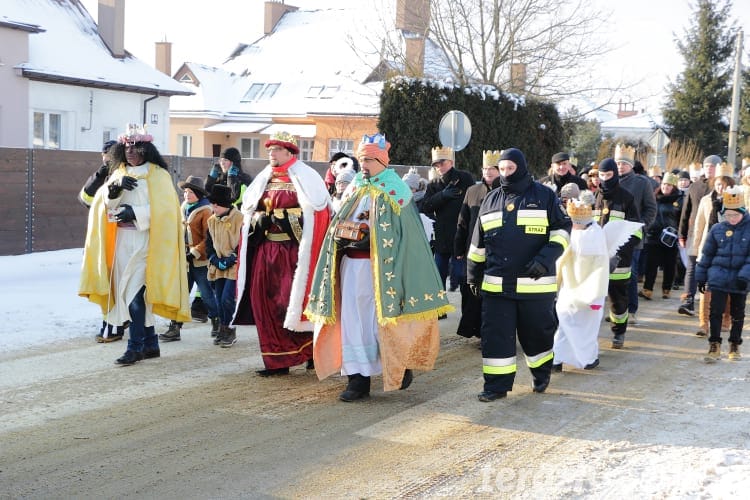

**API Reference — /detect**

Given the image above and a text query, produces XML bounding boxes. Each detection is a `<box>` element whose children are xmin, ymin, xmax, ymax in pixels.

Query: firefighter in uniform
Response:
<box><xmin>594</xmin><ymin>158</ymin><xmax>642</xmax><ymax>348</ymax></box>
<box><xmin>467</xmin><ymin>148</ymin><xmax>571</xmax><ymax>402</ymax></box>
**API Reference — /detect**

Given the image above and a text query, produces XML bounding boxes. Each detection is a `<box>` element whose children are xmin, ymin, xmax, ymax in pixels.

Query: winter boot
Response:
<box><xmin>612</xmin><ymin>333</ymin><xmax>625</xmax><ymax>349</ymax></box>
<box><xmin>728</xmin><ymin>342</ymin><xmax>741</xmax><ymax>361</ymax></box>
<box><xmin>662</xmin><ymin>289</ymin><xmax>671</xmax><ymax>299</ymax></box>
<box><xmin>191</xmin><ymin>296</ymin><xmax>208</xmax><ymax>323</ymax></box>
<box><xmin>159</xmin><ymin>321</ymin><xmax>182</xmax><ymax>342</ymax></box>
<box><xmin>704</xmin><ymin>341</ymin><xmax>721</xmax><ymax>363</ymax></box>
<box><xmin>678</xmin><ymin>296</ymin><xmax>695</xmax><ymax>316</ymax></box>
<box><xmin>219</xmin><ymin>326</ymin><xmax>237</xmax><ymax>348</ymax></box>
<box><xmin>638</xmin><ymin>288</ymin><xmax>653</xmax><ymax>300</ymax></box>
<box><xmin>339</xmin><ymin>374</ymin><xmax>371</xmax><ymax>402</ymax></box>
<box><xmin>210</xmin><ymin>317</ymin><xmax>220</xmax><ymax>337</ymax></box>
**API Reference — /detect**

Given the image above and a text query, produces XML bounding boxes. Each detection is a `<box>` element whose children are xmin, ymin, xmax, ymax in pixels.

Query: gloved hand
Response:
<box><xmin>208</xmin><ymin>164</ymin><xmax>223</xmax><ymax>179</ymax></box>
<box><xmin>524</xmin><ymin>259</ymin><xmax>547</xmax><ymax>280</ymax></box>
<box><xmin>712</xmin><ymin>197</ymin><xmax>724</xmax><ymax>213</ymax></box>
<box><xmin>697</xmin><ymin>281</ymin><xmax>707</xmax><ymax>294</ymax></box>
<box><xmin>442</xmin><ymin>184</ymin><xmax>462</xmax><ymax>200</ymax></box>
<box><xmin>96</xmin><ymin>164</ymin><xmax>110</xmax><ymax>179</ymax></box>
<box><xmin>223</xmin><ymin>254</ymin><xmax>237</xmax><ymax>268</ymax></box>
<box><xmin>734</xmin><ymin>279</ymin><xmax>748</xmax><ymax>291</ymax></box>
<box><xmin>469</xmin><ymin>284</ymin><xmax>480</xmax><ymax>297</ymax></box>
<box><xmin>108</xmin><ymin>176</ymin><xmax>138</xmax><ymax>199</ymax></box>
<box><xmin>209</xmin><ymin>255</ymin><xmax>228</xmax><ymax>270</ymax></box>
<box><xmin>608</xmin><ymin>256</ymin><xmax>620</xmax><ymax>273</ymax></box>
<box><xmin>272</xmin><ymin>209</ymin><xmax>295</xmax><ymax>238</ymax></box>
<box><xmin>114</xmin><ymin>204</ymin><xmax>136</xmax><ymax>223</ymax></box>
<box><xmin>248</xmin><ymin>212</ymin><xmax>271</xmax><ymax>246</ymax></box>
<box><xmin>227</xmin><ymin>165</ymin><xmax>240</xmax><ymax>177</ymax></box>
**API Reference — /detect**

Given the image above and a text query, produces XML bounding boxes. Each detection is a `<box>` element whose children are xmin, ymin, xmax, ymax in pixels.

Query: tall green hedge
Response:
<box><xmin>377</xmin><ymin>77</ymin><xmax>564</xmax><ymax>178</ymax></box>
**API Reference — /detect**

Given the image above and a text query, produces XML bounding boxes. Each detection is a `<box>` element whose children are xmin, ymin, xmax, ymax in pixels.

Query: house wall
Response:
<box><xmin>28</xmin><ymin>82</ymin><xmax>172</xmax><ymax>153</ymax></box>
<box><xmin>0</xmin><ymin>28</ymin><xmax>31</xmax><ymax>148</ymax></box>
<box><xmin>312</xmin><ymin>116</ymin><xmax>378</xmax><ymax>161</ymax></box>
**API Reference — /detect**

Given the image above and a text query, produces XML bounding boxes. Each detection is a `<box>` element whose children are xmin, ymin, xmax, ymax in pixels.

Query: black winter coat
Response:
<box><xmin>454</xmin><ymin>181</ymin><xmax>492</xmax><ymax>257</ymax></box>
<box><xmin>645</xmin><ymin>190</ymin><xmax>683</xmax><ymax>246</ymax></box>
<box><xmin>421</xmin><ymin>167</ymin><xmax>476</xmax><ymax>254</ymax></box>
<box><xmin>205</xmin><ymin>170</ymin><xmax>253</xmax><ymax>210</ymax></box>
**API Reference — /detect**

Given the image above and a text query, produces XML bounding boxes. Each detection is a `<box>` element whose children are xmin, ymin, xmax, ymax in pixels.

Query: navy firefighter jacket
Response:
<box><xmin>467</xmin><ymin>178</ymin><xmax>571</xmax><ymax>300</ymax></box>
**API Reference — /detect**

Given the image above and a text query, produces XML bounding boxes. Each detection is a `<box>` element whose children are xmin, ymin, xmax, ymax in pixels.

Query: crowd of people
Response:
<box><xmin>77</xmin><ymin>126</ymin><xmax>750</xmax><ymax>401</ymax></box>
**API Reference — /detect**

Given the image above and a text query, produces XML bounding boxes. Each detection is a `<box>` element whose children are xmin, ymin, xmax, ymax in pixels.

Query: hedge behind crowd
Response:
<box><xmin>377</xmin><ymin>77</ymin><xmax>564</xmax><ymax>178</ymax></box>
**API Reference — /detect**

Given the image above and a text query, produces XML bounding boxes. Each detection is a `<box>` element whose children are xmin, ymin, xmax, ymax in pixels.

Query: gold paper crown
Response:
<box><xmin>271</xmin><ymin>131</ymin><xmax>298</xmax><ymax>146</ymax></box>
<box><xmin>722</xmin><ymin>186</ymin><xmax>744</xmax><ymax>210</ymax></box>
<box><xmin>482</xmin><ymin>150</ymin><xmax>501</xmax><ymax>168</ymax></box>
<box><xmin>648</xmin><ymin>165</ymin><xmax>663</xmax><ymax>177</ymax></box>
<box><xmin>566</xmin><ymin>199</ymin><xmax>593</xmax><ymax>224</ymax></box>
<box><xmin>662</xmin><ymin>172</ymin><xmax>679</xmax><ymax>186</ymax></box>
<box><xmin>717</xmin><ymin>162</ymin><xmax>734</xmax><ymax>178</ymax></box>
<box><xmin>614</xmin><ymin>143</ymin><xmax>635</xmax><ymax>164</ymax></box>
<box><xmin>689</xmin><ymin>162</ymin><xmax>702</xmax><ymax>175</ymax></box>
<box><xmin>431</xmin><ymin>146</ymin><xmax>454</xmax><ymax>164</ymax></box>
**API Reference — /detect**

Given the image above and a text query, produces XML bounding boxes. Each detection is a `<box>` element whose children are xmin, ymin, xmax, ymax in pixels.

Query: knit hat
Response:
<box><xmin>265</xmin><ymin>131</ymin><xmax>299</xmax><ymax>155</ymax></box>
<box><xmin>329</xmin><ymin>151</ymin><xmax>349</xmax><ymax>164</ymax></box>
<box><xmin>220</xmin><ymin>147</ymin><xmax>242</xmax><ymax>166</ymax></box>
<box><xmin>208</xmin><ymin>184</ymin><xmax>233</xmax><ymax>208</ymax></box>
<box><xmin>499</xmin><ymin>147</ymin><xmax>527</xmax><ymax>172</ymax></box>
<box><xmin>662</xmin><ymin>172</ymin><xmax>679</xmax><ymax>187</ymax></box>
<box><xmin>431</xmin><ymin>146</ymin><xmax>454</xmax><ymax>165</ymax></box>
<box><xmin>102</xmin><ymin>140</ymin><xmax>117</xmax><ymax>153</ymax></box>
<box><xmin>332</xmin><ymin>156</ymin><xmax>354</xmax><ymax>177</ymax></box>
<box><xmin>178</xmin><ymin>175</ymin><xmax>208</xmax><ymax>196</ymax></box>
<box><xmin>703</xmin><ymin>155</ymin><xmax>722</xmax><ymax>167</ymax></box>
<box><xmin>551</xmin><ymin>152</ymin><xmax>570</xmax><ymax>164</ymax></box>
<box><xmin>721</xmin><ymin>186</ymin><xmax>745</xmax><ymax>213</ymax></box>
<box><xmin>614</xmin><ymin>143</ymin><xmax>635</xmax><ymax>166</ymax></box>
<box><xmin>335</xmin><ymin>168</ymin><xmax>356</xmax><ymax>185</ymax></box>
<box><xmin>356</xmin><ymin>133</ymin><xmax>390</xmax><ymax>166</ymax></box>
<box><xmin>402</xmin><ymin>167</ymin><xmax>426</xmax><ymax>191</ymax></box>
<box><xmin>678</xmin><ymin>170</ymin><xmax>691</xmax><ymax>180</ymax></box>
<box><xmin>560</xmin><ymin>182</ymin><xmax>580</xmax><ymax>200</ymax></box>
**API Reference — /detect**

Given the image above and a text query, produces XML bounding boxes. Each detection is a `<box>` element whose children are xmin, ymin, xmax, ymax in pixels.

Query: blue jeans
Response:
<box><xmin>188</xmin><ymin>262</ymin><xmax>218</xmax><ymax>319</ymax></box>
<box><xmin>127</xmin><ymin>286</ymin><xmax>158</xmax><ymax>353</ymax></box>
<box><xmin>435</xmin><ymin>252</ymin><xmax>465</xmax><ymax>290</ymax></box>
<box><xmin>628</xmin><ymin>249</ymin><xmax>641</xmax><ymax>314</ymax></box>
<box><xmin>213</xmin><ymin>278</ymin><xmax>236</xmax><ymax>326</ymax></box>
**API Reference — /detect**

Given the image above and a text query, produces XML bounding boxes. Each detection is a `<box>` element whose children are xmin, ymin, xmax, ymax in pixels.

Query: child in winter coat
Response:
<box><xmin>695</xmin><ymin>186</ymin><xmax>750</xmax><ymax>362</ymax></box>
<box><xmin>206</xmin><ymin>185</ymin><xmax>244</xmax><ymax>348</ymax></box>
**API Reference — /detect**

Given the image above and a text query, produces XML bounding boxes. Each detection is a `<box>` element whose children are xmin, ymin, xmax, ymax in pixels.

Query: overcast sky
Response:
<box><xmin>80</xmin><ymin>0</ymin><xmax>749</xmax><ymax>114</ymax></box>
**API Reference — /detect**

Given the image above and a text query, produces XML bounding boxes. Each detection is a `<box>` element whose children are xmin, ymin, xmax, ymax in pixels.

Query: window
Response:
<box><xmin>102</xmin><ymin>128</ymin><xmax>117</xmax><ymax>144</ymax></box>
<box><xmin>329</xmin><ymin>139</ymin><xmax>354</xmax><ymax>156</ymax></box>
<box><xmin>319</xmin><ymin>86</ymin><xmax>340</xmax><ymax>99</ymax></box>
<box><xmin>241</xmin><ymin>83</ymin><xmax>265</xmax><ymax>102</ymax></box>
<box><xmin>259</xmin><ymin>83</ymin><xmax>280</xmax><ymax>100</ymax></box>
<box><xmin>241</xmin><ymin>138</ymin><xmax>261</xmax><ymax>159</ymax></box>
<box><xmin>33</xmin><ymin>111</ymin><xmax>62</xmax><ymax>149</ymax></box>
<box><xmin>178</xmin><ymin>134</ymin><xmax>192</xmax><ymax>157</ymax></box>
<box><xmin>306</xmin><ymin>86</ymin><xmax>324</xmax><ymax>97</ymax></box>
<box><xmin>299</xmin><ymin>139</ymin><xmax>314</xmax><ymax>162</ymax></box>
<box><xmin>179</xmin><ymin>73</ymin><xmax>195</xmax><ymax>84</ymax></box>
<box><xmin>307</xmin><ymin>85</ymin><xmax>339</xmax><ymax>98</ymax></box>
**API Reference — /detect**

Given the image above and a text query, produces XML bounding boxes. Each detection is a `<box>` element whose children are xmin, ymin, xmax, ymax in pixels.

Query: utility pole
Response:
<box><xmin>727</xmin><ymin>30</ymin><xmax>743</xmax><ymax>170</ymax></box>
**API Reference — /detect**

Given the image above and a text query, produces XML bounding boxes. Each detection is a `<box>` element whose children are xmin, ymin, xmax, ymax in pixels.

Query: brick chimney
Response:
<box><xmin>155</xmin><ymin>41</ymin><xmax>172</xmax><ymax>76</ymax></box>
<box><xmin>98</xmin><ymin>0</ymin><xmax>125</xmax><ymax>58</ymax></box>
<box><xmin>264</xmin><ymin>1</ymin><xmax>298</xmax><ymax>35</ymax></box>
<box><xmin>510</xmin><ymin>63</ymin><xmax>527</xmax><ymax>93</ymax></box>
<box><xmin>395</xmin><ymin>0</ymin><xmax>430</xmax><ymax>77</ymax></box>
<box><xmin>617</xmin><ymin>101</ymin><xmax>638</xmax><ymax>119</ymax></box>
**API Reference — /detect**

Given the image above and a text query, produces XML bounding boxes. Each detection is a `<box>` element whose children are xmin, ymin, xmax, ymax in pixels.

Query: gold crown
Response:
<box><xmin>271</xmin><ymin>131</ymin><xmax>297</xmax><ymax>146</ymax></box>
<box><xmin>662</xmin><ymin>172</ymin><xmax>679</xmax><ymax>186</ymax></box>
<box><xmin>431</xmin><ymin>146</ymin><xmax>454</xmax><ymax>164</ymax></box>
<box><xmin>648</xmin><ymin>165</ymin><xmax>663</xmax><ymax>177</ymax></box>
<box><xmin>566</xmin><ymin>199</ymin><xmax>593</xmax><ymax>224</ymax></box>
<box><xmin>614</xmin><ymin>143</ymin><xmax>635</xmax><ymax>164</ymax></box>
<box><xmin>689</xmin><ymin>162</ymin><xmax>702</xmax><ymax>175</ymax></box>
<box><xmin>722</xmin><ymin>186</ymin><xmax>744</xmax><ymax>210</ymax></box>
<box><xmin>483</xmin><ymin>150</ymin><xmax>501</xmax><ymax>168</ymax></box>
<box><xmin>717</xmin><ymin>162</ymin><xmax>734</xmax><ymax>178</ymax></box>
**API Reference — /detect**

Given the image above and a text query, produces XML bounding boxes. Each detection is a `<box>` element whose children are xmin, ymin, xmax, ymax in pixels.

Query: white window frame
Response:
<box><xmin>178</xmin><ymin>134</ymin><xmax>192</xmax><ymax>157</ymax></box>
<box><xmin>299</xmin><ymin>138</ymin><xmax>314</xmax><ymax>162</ymax></box>
<box><xmin>241</xmin><ymin>137</ymin><xmax>261</xmax><ymax>159</ymax></box>
<box><xmin>32</xmin><ymin>111</ymin><xmax>63</xmax><ymax>149</ymax></box>
<box><xmin>328</xmin><ymin>139</ymin><xmax>354</xmax><ymax>156</ymax></box>
<box><xmin>241</xmin><ymin>83</ymin><xmax>265</xmax><ymax>102</ymax></box>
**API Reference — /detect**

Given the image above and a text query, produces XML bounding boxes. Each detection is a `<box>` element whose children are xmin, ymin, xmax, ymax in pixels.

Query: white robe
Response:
<box><xmin>553</xmin><ymin>223</ymin><xmax>609</xmax><ymax>368</ymax></box>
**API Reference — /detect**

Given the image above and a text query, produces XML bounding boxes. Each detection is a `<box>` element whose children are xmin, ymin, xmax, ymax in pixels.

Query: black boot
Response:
<box><xmin>210</xmin><ymin>317</ymin><xmax>220</xmax><ymax>337</ymax></box>
<box><xmin>399</xmin><ymin>369</ymin><xmax>413</xmax><ymax>390</ymax></box>
<box><xmin>339</xmin><ymin>374</ymin><xmax>371</xmax><ymax>402</ymax></box>
<box><xmin>159</xmin><ymin>320</ymin><xmax>181</xmax><ymax>342</ymax></box>
<box><xmin>191</xmin><ymin>296</ymin><xmax>208</xmax><ymax>322</ymax></box>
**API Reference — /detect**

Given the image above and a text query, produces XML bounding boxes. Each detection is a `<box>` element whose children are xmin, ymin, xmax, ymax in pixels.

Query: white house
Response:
<box><xmin>0</xmin><ymin>0</ymin><xmax>191</xmax><ymax>153</ymax></box>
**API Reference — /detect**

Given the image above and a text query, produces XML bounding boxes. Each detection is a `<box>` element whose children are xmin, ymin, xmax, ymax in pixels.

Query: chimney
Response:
<box><xmin>617</xmin><ymin>101</ymin><xmax>637</xmax><ymax>119</ymax></box>
<box><xmin>396</xmin><ymin>0</ymin><xmax>429</xmax><ymax>34</ymax></box>
<box><xmin>264</xmin><ymin>1</ymin><xmax>298</xmax><ymax>35</ymax></box>
<box><xmin>155</xmin><ymin>41</ymin><xmax>172</xmax><ymax>76</ymax></box>
<box><xmin>404</xmin><ymin>37</ymin><xmax>425</xmax><ymax>77</ymax></box>
<box><xmin>510</xmin><ymin>63</ymin><xmax>527</xmax><ymax>93</ymax></box>
<box><xmin>98</xmin><ymin>0</ymin><xmax>126</xmax><ymax>58</ymax></box>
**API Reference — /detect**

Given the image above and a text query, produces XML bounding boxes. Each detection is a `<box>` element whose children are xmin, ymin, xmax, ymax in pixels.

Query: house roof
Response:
<box><xmin>171</xmin><ymin>2</ymin><xmax>453</xmax><ymax>121</ymax></box>
<box><xmin>3</xmin><ymin>0</ymin><xmax>191</xmax><ymax>96</ymax></box>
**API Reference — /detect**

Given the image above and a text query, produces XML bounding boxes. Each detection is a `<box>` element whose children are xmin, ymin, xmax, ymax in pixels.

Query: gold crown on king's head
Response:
<box><xmin>566</xmin><ymin>198</ymin><xmax>593</xmax><ymax>224</ymax></box>
<box><xmin>272</xmin><ymin>131</ymin><xmax>297</xmax><ymax>146</ymax></box>
<box><xmin>614</xmin><ymin>143</ymin><xmax>636</xmax><ymax>164</ymax></box>
<box><xmin>648</xmin><ymin>165</ymin><xmax>663</xmax><ymax>177</ymax></box>
<box><xmin>717</xmin><ymin>162</ymin><xmax>734</xmax><ymax>178</ymax></box>
<box><xmin>482</xmin><ymin>150</ymin><xmax>501</xmax><ymax>168</ymax></box>
<box><xmin>722</xmin><ymin>186</ymin><xmax>744</xmax><ymax>210</ymax></box>
<box><xmin>431</xmin><ymin>146</ymin><xmax>454</xmax><ymax>164</ymax></box>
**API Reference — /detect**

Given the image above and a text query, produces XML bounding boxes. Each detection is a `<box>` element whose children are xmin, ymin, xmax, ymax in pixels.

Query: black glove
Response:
<box><xmin>735</xmin><ymin>279</ymin><xmax>748</xmax><ymax>291</ymax></box>
<box><xmin>608</xmin><ymin>256</ymin><xmax>620</xmax><ymax>273</ymax></box>
<box><xmin>114</xmin><ymin>204</ymin><xmax>136</xmax><ymax>223</ymax></box>
<box><xmin>271</xmin><ymin>209</ymin><xmax>296</xmax><ymax>239</ymax></box>
<box><xmin>712</xmin><ymin>198</ymin><xmax>723</xmax><ymax>213</ymax></box>
<box><xmin>108</xmin><ymin>176</ymin><xmax>138</xmax><ymax>199</ymax></box>
<box><xmin>223</xmin><ymin>254</ymin><xmax>237</xmax><ymax>268</ymax></box>
<box><xmin>524</xmin><ymin>260</ymin><xmax>547</xmax><ymax>280</ymax></box>
<box><xmin>442</xmin><ymin>184</ymin><xmax>462</xmax><ymax>200</ymax></box>
<box><xmin>469</xmin><ymin>284</ymin><xmax>480</xmax><ymax>297</ymax></box>
<box><xmin>95</xmin><ymin>164</ymin><xmax>110</xmax><ymax>179</ymax></box>
<box><xmin>697</xmin><ymin>281</ymin><xmax>707</xmax><ymax>294</ymax></box>
<box><xmin>248</xmin><ymin>212</ymin><xmax>271</xmax><ymax>247</ymax></box>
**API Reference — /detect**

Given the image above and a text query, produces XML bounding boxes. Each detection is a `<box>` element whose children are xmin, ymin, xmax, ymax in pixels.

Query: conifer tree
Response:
<box><xmin>662</xmin><ymin>0</ymin><xmax>736</xmax><ymax>157</ymax></box>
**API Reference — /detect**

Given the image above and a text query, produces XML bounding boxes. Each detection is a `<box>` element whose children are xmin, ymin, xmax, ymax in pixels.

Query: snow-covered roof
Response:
<box><xmin>601</xmin><ymin>112</ymin><xmax>663</xmax><ymax>130</ymax></box>
<box><xmin>2</xmin><ymin>0</ymin><xmax>191</xmax><ymax>96</ymax></box>
<box><xmin>171</xmin><ymin>2</ymin><xmax>453</xmax><ymax>120</ymax></box>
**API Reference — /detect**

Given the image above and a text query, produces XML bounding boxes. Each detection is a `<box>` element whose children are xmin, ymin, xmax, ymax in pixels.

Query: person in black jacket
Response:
<box><xmin>539</xmin><ymin>152</ymin><xmax>588</xmax><ymax>196</ymax></box>
<box><xmin>420</xmin><ymin>146</ymin><xmax>475</xmax><ymax>292</ymax></box>
<box><xmin>205</xmin><ymin>147</ymin><xmax>253</xmax><ymax>210</ymax></box>
<box><xmin>639</xmin><ymin>172</ymin><xmax>683</xmax><ymax>300</ymax></box>
<box><xmin>594</xmin><ymin>158</ymin><xmax>642</xmax><ymax>349</ymax></box>
<box><xmin>454</xmin><ymin>150</ymin><xmax>500</xmax><ymax>338</ymax></box>
<box><xmin>467</xmin><ymin>148</ymin><xmax>571</xmax><ymax>401</ymax></box>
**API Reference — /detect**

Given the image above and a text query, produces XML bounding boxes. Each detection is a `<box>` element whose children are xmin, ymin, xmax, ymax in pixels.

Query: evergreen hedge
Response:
<box><xmin>377</xmin><ymin>77</ymin><xmax>564</xmax><ymax>178</ymax></box>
